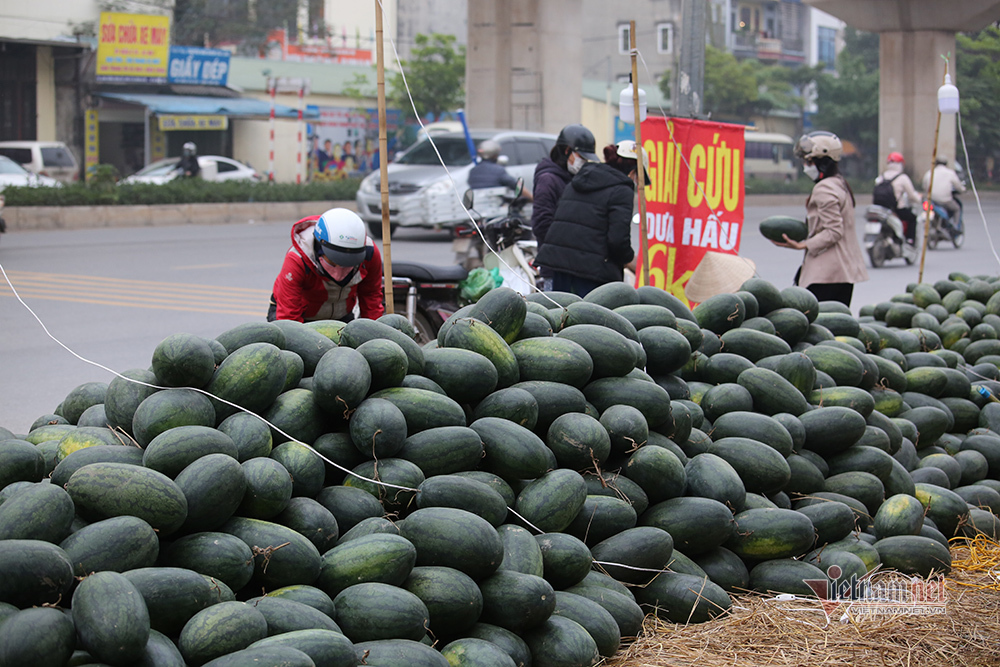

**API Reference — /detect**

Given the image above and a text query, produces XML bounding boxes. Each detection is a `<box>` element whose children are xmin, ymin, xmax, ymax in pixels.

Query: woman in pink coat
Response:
<box><xmin>773</xmin><ymin>131</ymin><xmax>868</xmax><ymax>307</ymax></box>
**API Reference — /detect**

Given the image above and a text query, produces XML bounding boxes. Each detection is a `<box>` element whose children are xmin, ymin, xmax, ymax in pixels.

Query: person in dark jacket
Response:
<box><xmin>467</xmin><ymin>140</ymin><xmax>531</xmax><ymax>200</ymax></box>
<box><xmin>531</xmin><ymin>124</ymin><xmax>597</xmax><ymax>291</ymax></box>
<box><xmin>177</xmin><ymin>142</ymin><xmax>200</xmax><ymax>178</ymax></box>
<box><xmin>535</xmin><ymin>143</ymin><xmax>637</xmax><ymax>297</ymax></box>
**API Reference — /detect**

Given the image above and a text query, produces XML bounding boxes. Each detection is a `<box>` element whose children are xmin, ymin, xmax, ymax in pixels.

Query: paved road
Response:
<box><xmin>1</xmin><ymin>196</ymin><xmax>998</xmax><ymax>433</ymax></box>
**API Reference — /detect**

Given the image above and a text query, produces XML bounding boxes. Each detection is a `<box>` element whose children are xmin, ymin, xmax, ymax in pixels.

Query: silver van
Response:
<box><xmin>355</xmin><ymin>129</ymin><xmax>556</xmax><ymax>238</ymax></box>
<box><xmin>0</xmin><ymin>141</ymin><xmax>79</xmax><ymax>185</ymax></box>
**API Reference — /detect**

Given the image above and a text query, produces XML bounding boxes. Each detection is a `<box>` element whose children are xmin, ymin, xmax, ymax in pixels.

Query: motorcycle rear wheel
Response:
<box><xmin>394</xmin><ymin>300</ymin><xmax>443</xmax><ymax>346</ymax></box>
<box><xmin>868</xmin><ymin>241</ymin><xmax>886</xmax><ymax>268</ymax></box>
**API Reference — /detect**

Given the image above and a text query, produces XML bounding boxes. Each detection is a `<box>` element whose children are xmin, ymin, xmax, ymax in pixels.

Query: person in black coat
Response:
<box><xmin>178</xmin><ymin>142</ymin><xmax>200</xmax><ymax>178</ymax></box>
<box><xmin>535</xmin><ymin>143</ymin><xmax>637</xmax><ymax>297</ymax></box>
<box><xmin>531</xmin><ymin>124</ymin><xmax>597</xmax><ymax>291</ymax></box>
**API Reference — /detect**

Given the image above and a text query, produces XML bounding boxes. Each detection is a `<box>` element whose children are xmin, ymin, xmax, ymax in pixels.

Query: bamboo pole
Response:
<box><xmin>919</xmin><ymin>62</ymin><xmax>949</xmax><ymax>284</ymax></box>
<box><xmin>629</xmin><ymin>20</ymin><xmax>649</xmax><ymax>287</ymax></box>
<box><xmin>375</xmin><ymin>0</ymin><xmax>393</xmax><ymax>313</ymax></box>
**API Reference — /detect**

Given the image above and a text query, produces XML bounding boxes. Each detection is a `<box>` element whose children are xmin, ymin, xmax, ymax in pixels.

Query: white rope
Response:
<box><xmin>0</xmin><ymin>262</ymin><xmax>421</xmax><ymax>494</ymax></box>
<box><xmin>956</xmin><ymin>110</ymin><xmax>1000</xmax><ymax>268</ymax></box>
<box><xmin>1</xmin><ymin>260</ymin><xmax>755</xmax><ymax>580</ymax></box>
<box><xmin>374</xmin><ymin>0</ymin><xmax>564</xmax><ymax>309</ymax></box>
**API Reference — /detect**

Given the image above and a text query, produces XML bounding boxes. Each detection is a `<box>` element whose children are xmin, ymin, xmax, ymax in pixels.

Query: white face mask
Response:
<box><xmin>568</xmin><ymin>153</ymin><xmax>585</xmax><ymax>175</ymax></box>
<box><xmin>803</xmin><ymin>163</ymin><xmax>820</xmax><ymax>181</ymax></box>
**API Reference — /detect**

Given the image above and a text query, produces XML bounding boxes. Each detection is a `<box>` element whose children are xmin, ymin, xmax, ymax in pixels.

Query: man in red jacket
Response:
<box><xmin>267</xmin><ymin>208</ymin><xmax>385</xmax><ymax>322</ymax></box>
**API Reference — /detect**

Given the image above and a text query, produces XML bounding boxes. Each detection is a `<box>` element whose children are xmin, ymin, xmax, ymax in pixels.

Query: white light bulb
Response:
<box><xmin>938</xmin><ymin>74</ymin><xmax>960</xmax><ymax>114</ymax></box>
<box><xmin>619</xmin><ymin>84</ymin><xmax>648</xmax><ymax>124</ymax></box>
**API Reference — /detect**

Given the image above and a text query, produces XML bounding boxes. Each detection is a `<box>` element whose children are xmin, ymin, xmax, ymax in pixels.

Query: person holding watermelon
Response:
<box><xmin>772</xmin><ymin>131</ymin><xmax>868</xmax><ymax>307</ymax></box>
<box><xmin>267</xmin><ymin>208</ymin><xmax>385</xmax><ymax>323</ymax></box>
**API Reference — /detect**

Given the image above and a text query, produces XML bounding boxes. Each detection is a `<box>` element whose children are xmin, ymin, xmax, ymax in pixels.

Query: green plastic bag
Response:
<box><xmin>459</xmin><ymin>267</ymin><xmax>503</xmax><ymax>304</ymax></box>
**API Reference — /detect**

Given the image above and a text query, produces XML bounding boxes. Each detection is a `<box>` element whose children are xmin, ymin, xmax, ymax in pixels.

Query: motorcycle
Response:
<box><xmin>452</xmin><ymin>181</ymin><xmax>540</xmax><ymax>296</ymax></box>
<box><xmin>389</xmin><ymin>181</ymin><xmax>539</xmax><ymax>345</ymax></box>
<box><xmin>864</xmin><ymin>205</ymin><xmax>917</xmax><ymax>267</ymax></box>
<box><xmin>922</xmin><ymin>197</ymin><xmax>965</xmax><ymax>250</ymax></box>
<box><xmin>0</xmin><ymin>194</ymin><xmax>6</xmax><ymax>240</ymax></box>
<box><xmin>391</xmin><ymin>261</ymin><xmax>467</xmax><ymax>345</ymax></box>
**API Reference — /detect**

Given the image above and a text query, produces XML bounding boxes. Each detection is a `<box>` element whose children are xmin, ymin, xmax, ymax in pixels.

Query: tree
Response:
<box><xmin>691</xmin><ymin>46</ymin><xmax>819</xmax><ymax>122</ymax></box>
<box><xmin>389</xmin><ymin>33</ymin><xmax>466</xmax><ymax>121</ymax></box>
<box><xmin>700</xmin><ymin>46</ymin><xmax>759</xmax><ymax>118</ymax></box>
<box><xmin>813</xmin><ymin>28</ymin><xmax>880</xmax><ymax>175</ymax></box>
<box><xmin>957</xmin><ymin>27</ymin><xmax>1000</xmax><ymax>179</ymax></box>
<box><xmin>172</xmin><ymin>0</ymin><xmax>302</xmax><ymax>54</ymax></box>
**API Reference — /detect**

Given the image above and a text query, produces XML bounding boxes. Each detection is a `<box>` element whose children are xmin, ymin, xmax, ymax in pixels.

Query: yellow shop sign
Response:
<box><xmin>158</xmin><ymin>115</ymin><xmax>228</xmax><ymax>131</ymax></box>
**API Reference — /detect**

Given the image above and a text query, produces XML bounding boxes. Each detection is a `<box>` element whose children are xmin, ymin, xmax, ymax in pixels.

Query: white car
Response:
<box><xmin>0</xmin><ymin>155</ymin><xmax>61</xmax><ymax>190</ymax></box>
<box><xmin>120</xmin><ymin>156</ymin><xmax>262</xmax><ymax>185</ymax></box>
<box><xmin>355</xmin><ymin>129</ymin><xmax>556</xmax><ymax>238</ymax></box>
<box><xmin>0</xmin><ymin>141</ymin><xmax>79</xmax><ymax>185</ymax></box>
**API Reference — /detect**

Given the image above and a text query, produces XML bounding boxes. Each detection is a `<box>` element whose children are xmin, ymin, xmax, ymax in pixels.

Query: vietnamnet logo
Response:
<box><xmin>801</xmin><ymin>567</ymin><xmax>948</xmax><ymax>617</ymax></box>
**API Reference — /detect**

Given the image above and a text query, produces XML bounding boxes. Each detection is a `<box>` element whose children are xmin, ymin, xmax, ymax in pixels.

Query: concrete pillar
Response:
<box><xmin>35</xmin><ymin>46</ymin><xmax>56</xmax><ymax>141</ymax></box>
<box><xmin>879</xmin><ymin>31</ymin><xmax>956</xmax><ymax>180</ymax></box>
<box><xmin>466</xmin><ymin>0</ymin><xmax>582</xmax><ymax>133</ymax></box>
<box><xmin>536</xmin><ymin>0</ymin><xmax>582</xmax><ymax>134</ymax></box>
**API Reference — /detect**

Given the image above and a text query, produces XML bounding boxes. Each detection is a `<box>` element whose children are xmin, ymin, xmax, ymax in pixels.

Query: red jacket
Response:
<box><xmin>271</xmin><ymin>216</ymin><xmax>385</xmax><ymax>322</ymax></box>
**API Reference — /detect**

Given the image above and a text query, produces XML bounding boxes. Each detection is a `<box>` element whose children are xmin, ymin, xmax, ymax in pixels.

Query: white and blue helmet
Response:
<box><xmin>314</xmin><ymin>208</ymin><xmax>368</xmax><ymax>267</ymax></box>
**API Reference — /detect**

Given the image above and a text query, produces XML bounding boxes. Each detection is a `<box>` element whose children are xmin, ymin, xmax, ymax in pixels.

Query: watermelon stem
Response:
<box><xmin>250</xmin><ymin>541</ymin><xmax>290</xmax><ymax>573</ymax></box>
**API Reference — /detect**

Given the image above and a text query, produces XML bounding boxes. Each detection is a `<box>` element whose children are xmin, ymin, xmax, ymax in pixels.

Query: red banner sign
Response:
<box><xmin>637</xmin><ymin>117</ymin><xmax>746</xmax><ymax>305</ymax></box>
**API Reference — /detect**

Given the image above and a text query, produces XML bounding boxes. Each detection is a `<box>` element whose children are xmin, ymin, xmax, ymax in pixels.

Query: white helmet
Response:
<box><xmin>477</xmin><ymin>139</ymin><xmax>501</xmax><ymax>161</ymax></box>
<box><xmin>314</xmin><ymin>208</ymin><xmax>368</xmax><ymax>266</ymax></box>
<box><xmin>616</xmin><ymin>140</ymin><xmax>650</xmax><ymax>171</ymax></box>
<box><xmin>794</xmin><ymin>131</ymin><xmax>842</xmax><ymax>162</ymax></box>
<box><xmin>183</xmin><ymin>142</ymin><xmax>196</xmax><ymax>155</ymax></box>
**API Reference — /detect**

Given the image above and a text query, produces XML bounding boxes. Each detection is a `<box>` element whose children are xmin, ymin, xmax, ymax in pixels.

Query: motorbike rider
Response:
<box><xmin>467</xmin><ymin>140</ymin><xmax>532</xmax><ymax>200</ymax></box>
<box><xmin>922</xmin><ymin>156</ymin><xmax>966</xmax><ymax>223</ymax></box>
<box><xmin>178</xmin><ymin>142</ymin><xmax>201</xmax><ymax>178</ymax></box>
<box><xmin>873</xmin><ymin>152</ymin><xmax>922</xmax><ymax>244</ymax></box>
<box><xmin>267</xmin><ymin>208</ymin><xmax>385</xmax><ymax>323</ymax></box>
<box><xmin>772</xmin><ymin>131</ymin><xmax>868</xmax><ymax>307</ymax></box>
<box><xmin>531</xmin><ymin>124</ymin><xmax>598</xmax><ymax>291</ymax></box>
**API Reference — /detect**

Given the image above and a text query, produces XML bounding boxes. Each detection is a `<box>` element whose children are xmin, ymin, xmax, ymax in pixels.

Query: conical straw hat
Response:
<box><xmin>684</xmin><ymin>251</ymin><xmax>757</xmax><ymax>304</ymax></box>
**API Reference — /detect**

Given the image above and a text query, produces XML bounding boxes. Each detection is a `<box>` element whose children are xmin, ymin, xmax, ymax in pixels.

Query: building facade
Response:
<box><xmin>730</xmin><ymin>0</ymin><xmax>809</xmax><ymax>65</ymax></box>
<box><xmin>396</xmin><ymin>0</ymin><xmax>467</xmax><ymax>62</ymax></box>
<box><xmin>0</xmin><ymin>0</ymin><xmax>106</xmax><ymax>164</ymax></box>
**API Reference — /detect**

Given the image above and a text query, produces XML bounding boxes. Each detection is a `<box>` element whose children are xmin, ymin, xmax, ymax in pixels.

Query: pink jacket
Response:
<box><xmin>800</xmin><ymin>175</ymin><xmax>869</xmax><ymax>288</ymax></box>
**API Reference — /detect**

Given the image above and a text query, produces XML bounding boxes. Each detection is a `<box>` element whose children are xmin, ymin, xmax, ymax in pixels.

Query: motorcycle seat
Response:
<box><xmin>392</xmin><ymin>261</ymin><xmax>469</xmax><ymax>283</ymax></box>
<box><xmin>865</xmin><ymin>205</ymin><xmax>893</xmax><ymax>221</ymax></box>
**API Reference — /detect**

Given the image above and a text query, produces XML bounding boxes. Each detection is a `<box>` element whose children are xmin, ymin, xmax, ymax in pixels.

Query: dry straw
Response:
<box><xmin>605</xmin><ymin>540</ymin><xmax>1000</xmax><ymax>667</ymax></box>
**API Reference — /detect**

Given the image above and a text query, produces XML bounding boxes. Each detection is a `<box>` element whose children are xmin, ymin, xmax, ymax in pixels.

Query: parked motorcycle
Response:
<box><xmin>452</xmin><ymin>181</ymin><xmax>540</xmax><ymax>296</ymax></box>
<box><xmin>391</xmin><ymin>261</ymin><xmax>468</xmax><ymax>345</ymax></box>
<box><xmin>922</xmin><ymin>197</ymin><xmax>965</xmax><ymax>250</ymax></box>
<box><xmin>864</xmin><ymin>204</ymin><xmax>917</xmax><ymax>267</ymax></box>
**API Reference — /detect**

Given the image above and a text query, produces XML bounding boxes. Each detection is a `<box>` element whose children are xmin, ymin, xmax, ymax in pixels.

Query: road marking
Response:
<box><xmin>1</xmin><ymin>271</ymin><xmax>269</xmax><ymax>316</ymax></box>
<box><xmin>173</xmin><ymin>263</ymin><xmax>239</xmax><ymax>270</ymax></box>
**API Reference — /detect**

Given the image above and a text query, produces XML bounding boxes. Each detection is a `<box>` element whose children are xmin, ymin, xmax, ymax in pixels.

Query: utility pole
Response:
<box><xmin>674</xmin><ymin>0</ymin><xmax>706</xmax><ymax>118</ymax></box>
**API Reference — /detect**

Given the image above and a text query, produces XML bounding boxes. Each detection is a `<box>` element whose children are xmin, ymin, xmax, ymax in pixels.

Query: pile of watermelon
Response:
<box><xmin>3</xmin><ymin>272</ymin><xmax>1000</xmax><ymax>667</ymax></box>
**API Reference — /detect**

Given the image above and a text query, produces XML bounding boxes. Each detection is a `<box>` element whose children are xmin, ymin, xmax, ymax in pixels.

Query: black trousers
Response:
<box><xmin>896</xmin><ymin>207</ymin><xmax>917</xmax><ymax>243</ymax></box>
<box><xmin>807</xmin><ymin>282</ymin><xmax>854</xmax><ymax>307</ymax></box>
